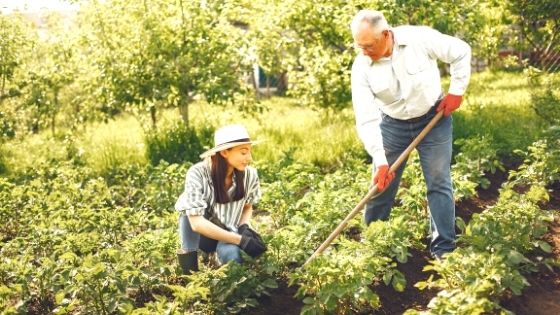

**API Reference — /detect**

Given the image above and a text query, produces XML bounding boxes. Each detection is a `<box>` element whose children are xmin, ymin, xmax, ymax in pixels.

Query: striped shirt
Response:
<box><xmin>174</xmin><ymin>160</ymin><xmax>262</xmax><ymax>232</ymax></box>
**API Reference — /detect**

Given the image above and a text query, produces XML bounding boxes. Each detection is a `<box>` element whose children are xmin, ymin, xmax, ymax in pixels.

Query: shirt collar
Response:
<box><xmin>392</xmin><ymin>26</ymin><xmax>414</xmax><ymax>46</ymax></box>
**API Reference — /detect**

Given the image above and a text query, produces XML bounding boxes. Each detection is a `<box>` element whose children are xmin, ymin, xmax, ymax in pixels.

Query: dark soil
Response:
<box><xmin>540</xmin><ymin>181</ymin><xmax>560</xmax><ymax>211</ymax></box>
<box><xmin>26</xmin><ymin>295</ymin><xmax>55</xmax><ymax>315</ymax></box>
<box><xmin>372</xmin><ymin>248</ymin><xmax>438</xmax><ymax>314</ymax></box>
<box><xmin>501</xmin><ymin>215</ymin><xmax>560</xmax><ymax>315</ymax></box>
<box><xmin>502</xmin><ymin>181</ymin><xmax>560</xmax><ymax>314</ymax></box>
<box><xmin>244</xmin><ymin>280</ymin><xmax>303</xmax><ymax>315</ymax></box>
<box><xmin>455</xmin><ymin>167</ymin><xmax>508</xmax><ymax>223</ymax></box>
<box><xmin>246</xmin><ymin>166</ymin><xmax>560</xmax><ymax>315</ymax></box>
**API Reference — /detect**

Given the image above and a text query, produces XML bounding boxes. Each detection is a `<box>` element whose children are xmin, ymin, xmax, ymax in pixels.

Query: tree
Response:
<box><xmin>76</xmin><ymin>0</ymin><xmax>253</xmax><ymax>128</ymax></box>
<box><xmin>251</xmin><ymin>0</ymin><xmax>500</xmax><ymax>111</ymax></box>
<box><xmin>507</xmin><ymin>0</ymin><xmax>560</xmax><ymax>70</ymax></box>
<box><xmin>0</xmin><ymin>14</ymin><xmax>35</xmax><ymax>105</ymax></box>
<box><xmin>19</xmin><ymin>12</ymin><xmax>76</xmax><ymax>137</ymax></box>
<box><xmin>0</xmin><ymin>14</ymin><xmax>36</xmax><ymax>139</ymax></box>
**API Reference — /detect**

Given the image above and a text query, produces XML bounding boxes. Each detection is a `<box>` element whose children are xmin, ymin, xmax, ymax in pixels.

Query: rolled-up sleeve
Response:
<box><xmin>174</xmin><ymin>167</ymin><xmax>207</xmax><ymax>216</ymax></box>
<box><xmin>244</xmin><ymin>168</ymin><xmax>262</xmax><ymax>205</ymax></box>
<box><xmin>351</xmin><ymin>57</ymin><xmax>387</xmax><ymax>167</ymax></box>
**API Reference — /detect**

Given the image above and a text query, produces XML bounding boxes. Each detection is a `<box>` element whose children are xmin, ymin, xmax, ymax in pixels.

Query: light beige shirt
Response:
<box><xmin>351</xmin><ymin>25</ymin><xmax>471</xmax><ymax>167</ymax></box>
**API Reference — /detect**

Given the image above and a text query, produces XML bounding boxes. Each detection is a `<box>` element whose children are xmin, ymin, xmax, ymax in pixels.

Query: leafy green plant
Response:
<box><xmin>183</xmin><ymin>262</ymin><xmax>277</xmax><ymax>314</ymax></box>
<box><xmin>415</xmin><ymin>248</ymin><xmax>530</xmax><ymax>314</ymax></box>
<box><xmin>144</xmin><ymin>123</ymin><xmax>213</xmax><ymax>165</ymax></box>
<box><xmin>454</xmin><ymin>136</ymin><xmax>504</xmax><ymax>189</ymax></box>
<box><xmin>509</xmin><ymin>139</ymin><xmax>560</xmax><ymax>188</ymax></box>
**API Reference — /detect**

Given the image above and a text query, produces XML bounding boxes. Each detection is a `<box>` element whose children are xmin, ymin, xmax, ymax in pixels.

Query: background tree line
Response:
<box><xmin>0</xmin><ymin>0</ymin><xmax>558</xmax><ymax>140</ymax></box>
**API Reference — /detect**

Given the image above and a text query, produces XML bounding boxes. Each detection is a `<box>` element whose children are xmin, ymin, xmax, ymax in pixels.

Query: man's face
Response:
<box><xmin>354</xmin><ymin>23</ymin><xmax>391</xmax><ymax>62</ymax></box>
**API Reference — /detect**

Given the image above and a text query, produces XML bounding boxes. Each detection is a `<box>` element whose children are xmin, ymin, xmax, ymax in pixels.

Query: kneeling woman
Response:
<box><xmin>175</xmin><ymin>124</ymin><xmax>267</xmax><ymax>275</ymax></box>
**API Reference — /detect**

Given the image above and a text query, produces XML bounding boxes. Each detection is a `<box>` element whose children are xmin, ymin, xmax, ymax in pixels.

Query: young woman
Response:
<box><xmin>175</xmin><ymin>124</ymin><xmax>266</xmax><ymax>275</ymax></box>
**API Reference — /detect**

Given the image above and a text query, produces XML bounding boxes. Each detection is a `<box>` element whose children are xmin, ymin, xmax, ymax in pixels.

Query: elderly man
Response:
<box><xmin>350</xmin><ymin>10</ymin><xmax>471</xmax><ymax>259</ymax></box>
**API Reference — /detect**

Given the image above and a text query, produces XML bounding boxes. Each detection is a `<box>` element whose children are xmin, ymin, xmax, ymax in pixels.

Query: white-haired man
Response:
<box><xmin>350</xmin><ymin>10</ymin><xmax>471</xmax><ymax>259</ymax></box>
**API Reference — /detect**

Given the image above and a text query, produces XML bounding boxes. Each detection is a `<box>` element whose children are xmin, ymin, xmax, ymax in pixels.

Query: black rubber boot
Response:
<box><xmin>177</xmin><ymin>250</ymin><xmax>198</xmax><ymax>275</ymax></box>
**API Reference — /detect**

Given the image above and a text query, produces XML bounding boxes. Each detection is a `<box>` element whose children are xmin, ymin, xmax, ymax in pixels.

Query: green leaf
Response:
<box><xmin>456</xmin><ymin>217</ymin><xmax>466</xmax><ymax>233</ymax></box>
<box><xmin>538</xmin><ymin>241</ymin><xmax>552</xmax><ymax>253</ymax></box>
<box><xmin>383</xmin><ymin>271</ymin><xmax>392</xmax><ymax>286</ymax></box>
<box><xmin>391</xmin><ymin>271</ymin><xmax>406</xmax><ymax>292</ymax></box>
<box><xmin>55</xmin><ymin>291</ymin><xmax>66</xmax><ymax>304</ymax></box>
<box><xmin>507</xmin><ymin>250</ymin><xmax>525</xmax><ymax>265</ymax></box>
<box><xmin>262</xmin><ymin>278</ymin><xmax>278</xmax><ymax>289</ymax></box>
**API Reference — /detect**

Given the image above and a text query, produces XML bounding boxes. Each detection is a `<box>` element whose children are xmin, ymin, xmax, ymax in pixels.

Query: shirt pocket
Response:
<box><xmin>369</xmin><ymin>75</ymin><xmax>400</xmax><ymax>105</ymax></box>
<box><xmin>405</xmin><ymin>47</ymin><xmax>430</xmax><ymax>75</ymax></box>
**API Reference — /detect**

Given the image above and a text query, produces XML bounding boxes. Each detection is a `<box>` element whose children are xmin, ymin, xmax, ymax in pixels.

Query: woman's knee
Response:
<box><xmin>217</xmin><ymin>243</ymin><xmax>242</xmax><ymax>264</ymax></box>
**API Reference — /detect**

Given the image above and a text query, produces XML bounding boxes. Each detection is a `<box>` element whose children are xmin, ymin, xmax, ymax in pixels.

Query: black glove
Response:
<box><xmin>238</xmin><ymin>224</ymin><xmax>265</xmax><ymax>245</ymax></box>
<box><xmin>238</xmin><ymin>229</ymin><xmax>267</xmax><ymax>258</ymax></box>
<box><xmin>238</xmin><ymin>223</ymin><xmax>250</xmax><ymax>235</ymax></box>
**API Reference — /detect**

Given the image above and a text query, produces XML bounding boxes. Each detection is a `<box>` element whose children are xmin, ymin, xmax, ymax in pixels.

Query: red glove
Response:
<box><xmin>373</xmin><ymin>165</ymin><xmax>395</xmax><ymax>191</ymax></box>
<box><xmin>436</xmin><ymin>94</ymin><xmax>463</xmax><ymax>117</ymax></box>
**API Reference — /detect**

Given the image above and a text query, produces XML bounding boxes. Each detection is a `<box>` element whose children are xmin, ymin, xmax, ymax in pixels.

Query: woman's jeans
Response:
<box><xmin>179</xmin><ymin>214</ymin><xmax>242</xmax><ymax>264</ymax></box>
<box><xmin>364</xmin><ymin>107</ymin><xmax>456</xmax><ymax>257</ymax></box>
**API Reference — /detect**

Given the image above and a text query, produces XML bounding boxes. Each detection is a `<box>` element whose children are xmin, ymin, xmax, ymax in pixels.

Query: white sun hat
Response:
<box><xmin>199</xmin><ymin>124</ymin><xmax>262</xmax><ymax>159</ymax></box>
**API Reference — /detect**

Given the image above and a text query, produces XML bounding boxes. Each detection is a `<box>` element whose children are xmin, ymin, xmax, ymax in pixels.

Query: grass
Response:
<box><xmin>464</xmin><ymin>70</ymin><xmax>532</xmax><ymax>107</ymax></box>
<box><xmin>75</xmin><ymin>113</ymin><xmax>148</xmax><ymax>174</ymax></box>
<box><xmin>160</xmin><ymin>97</ymin><xmax>365</xmax><ymax>167</ymax></box>
<box><xmin>447</xmin><ymin>70</ymin><xmax>550</xmax><ymax>156</ymax></box>
<box><xmin>2</xmin><ymin>134</ymin><xmax>68</xmax><ymax>175</ymax></box>
<box><xmin>1</xmin><ymin>70</ymin><xmax>554</xmax><ymax>175</ymax></box>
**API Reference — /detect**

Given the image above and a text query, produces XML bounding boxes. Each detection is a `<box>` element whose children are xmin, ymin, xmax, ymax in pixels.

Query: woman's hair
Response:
<box><xmin>211</xmin><ymin>151</ymin><xmax>245</xmax><ymax>204</ymax></box>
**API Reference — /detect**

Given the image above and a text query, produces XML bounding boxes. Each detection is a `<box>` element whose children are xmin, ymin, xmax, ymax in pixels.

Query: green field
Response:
<box><xmin>1</xmin><ymin>0</ymin><xmax>559</xmax><ymax>313</ymax></box>
<box><xmin>2</xmin><ymin>69</ymin><xmax>559</xmax><ymax>314</ymax></box>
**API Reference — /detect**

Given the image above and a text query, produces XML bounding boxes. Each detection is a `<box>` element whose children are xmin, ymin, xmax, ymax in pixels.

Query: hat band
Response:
<box><xmin>222</xmin><ymin>138</ymin><xmax>250</xmax><ymax>145</ymax></box>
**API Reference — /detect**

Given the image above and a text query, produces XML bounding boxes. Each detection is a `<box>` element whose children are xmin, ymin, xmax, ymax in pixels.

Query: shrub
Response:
<box><xmin>145</xmin><ymin>123</ymin><xmax>213</xmax><ymax>165</ymax></box>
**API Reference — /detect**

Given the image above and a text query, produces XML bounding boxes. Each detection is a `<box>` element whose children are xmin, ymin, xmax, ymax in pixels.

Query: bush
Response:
<box><xmin>145</xmin><ymin>123</ymin><xmax>214</xmax><ymax>165</ymax></box>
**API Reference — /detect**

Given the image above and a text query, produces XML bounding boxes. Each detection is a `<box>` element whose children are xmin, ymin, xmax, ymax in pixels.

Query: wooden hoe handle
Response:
<box><xmin>304</xmin><ymin>111</ymin><xmax>444</xmax><ymax>266</ymax></box>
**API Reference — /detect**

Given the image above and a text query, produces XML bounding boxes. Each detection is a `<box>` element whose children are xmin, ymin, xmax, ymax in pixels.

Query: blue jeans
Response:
<box><xmin>364</xmin><ymin>108</ymin><xmax>455</xmax><ymax>256</ymax></box>
<box><xmin>178</xmin><ymin>214</ymin><xmax>242</xmax><ymax>264</ymax></box>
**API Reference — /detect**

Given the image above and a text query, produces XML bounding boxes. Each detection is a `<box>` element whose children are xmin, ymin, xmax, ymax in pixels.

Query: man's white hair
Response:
<box><xmin>350</xmin><ymin>10</ymin><xmax>390</xmax><ymax>39</ymax></box>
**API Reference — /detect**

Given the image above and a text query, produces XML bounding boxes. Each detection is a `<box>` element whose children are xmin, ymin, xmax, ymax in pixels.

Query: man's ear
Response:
<box><xmin>382</xmin><ymin>29</ymin><xmax>389</xmax><ymax>38</ymax></box>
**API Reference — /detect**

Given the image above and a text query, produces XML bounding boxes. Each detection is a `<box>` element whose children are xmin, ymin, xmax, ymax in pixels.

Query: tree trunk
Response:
<box><xmin>179</xmin><ymin>99</ymin><xmax>189</xmax><ymax>128</ymax></box>
<box><xmin>150</xmin><ymin>104</ymin><xmax>157</xmax><ymax>128</ymax></box>
<box><xmin>277</xmin><ymin>72</ymin><xmax>288</xmax><ymax>96</ymax></box>
<box><xmin>0</xmin><ymin>73</ymin><xmax>5</xmax><ymax>102</ymax></box>
<box><xmin>52</xmin><ymin>91</ymin><xmax>59</xmax><ymax>137</ymax></box>
<box><xmin>250</xmin><ymin>67</ymin><xmax>260</xmax><ymax>100</ymax></box>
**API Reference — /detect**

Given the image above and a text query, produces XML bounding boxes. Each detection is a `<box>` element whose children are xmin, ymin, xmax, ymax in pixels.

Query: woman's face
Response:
<box><xmin>220</xmin><ymin>144</ymin><xmax>253</xmax><ymax>172</ymax></box>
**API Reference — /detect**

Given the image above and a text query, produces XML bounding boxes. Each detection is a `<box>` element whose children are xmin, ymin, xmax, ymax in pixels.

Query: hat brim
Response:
<box><xmin>199</xmin><ymin>140</ymin><xmax>263</xmax><ymax>159</ymax></box>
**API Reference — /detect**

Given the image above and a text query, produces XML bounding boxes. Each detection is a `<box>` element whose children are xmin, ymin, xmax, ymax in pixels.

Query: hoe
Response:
<box><xmin>305</xmin><ymin>111</ymin><xmax>444</xmax><ymax>266</ymax></box>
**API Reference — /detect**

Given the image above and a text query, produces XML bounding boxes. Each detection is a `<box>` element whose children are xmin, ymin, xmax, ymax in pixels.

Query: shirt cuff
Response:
<box><xmin>372</xmin><ymin>151</ymin><xmax>388</xmax><ymax>168</ymax></box>
<box><xmin>448</xmin><ymin>84</ymin><xmax>466</xmax><ymax>96</ymax></box>
<box><xmin>181</xmin><ymin>207</ymin><xmax>206</xmax><ymax>216</ymax></box>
